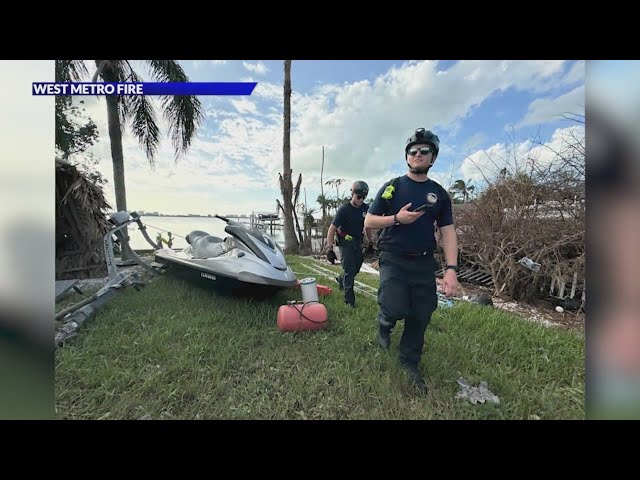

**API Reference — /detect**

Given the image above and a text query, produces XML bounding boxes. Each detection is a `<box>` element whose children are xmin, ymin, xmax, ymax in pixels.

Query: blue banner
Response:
<box><xmin>32</xmin><ymin>82</ymin><xmax>257</xmax><ymax>96</ymax></box>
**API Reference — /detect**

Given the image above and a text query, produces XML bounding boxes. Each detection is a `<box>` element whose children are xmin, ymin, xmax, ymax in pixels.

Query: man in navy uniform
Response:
<box><xmin>365</xmin><ymin>128</ymin><xmax>460</xmax><ymax>393</ymax></box>
<box><xmin>325</xmin><ymin>181</ymin><xmax>374</xmax><ymax>308</ymax></box>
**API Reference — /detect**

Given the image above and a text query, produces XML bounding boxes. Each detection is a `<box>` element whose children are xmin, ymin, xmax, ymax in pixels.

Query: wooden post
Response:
<box><xmin>570</xmin><ymin>272</ymin><xmax>578</xmax><ymax>299</ymax></box>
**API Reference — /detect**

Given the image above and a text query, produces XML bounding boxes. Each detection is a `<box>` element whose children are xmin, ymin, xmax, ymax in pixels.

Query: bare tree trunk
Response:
<box><xmin>280</xmin><ymin>60</ymin><xmax>299</xmax><ymax>254</ymax></box>
<box><xmin>293</xmin><ymin>173</ymin><xmax>305</xmax><ymax>247</ymax></box>
<box><xmin>320</xmin><ymin>146</ymin><xmax>327</xmax><ymax>241</ymax></box>
<box><xmin>294</xmin><ymin>208</ymin><xmax>307</xmax><ymax>253</ymax></box>
<box><xmin>105</xmin><ymin>91</ymin><xmax>134</xmax><ymax>261</ymax></box>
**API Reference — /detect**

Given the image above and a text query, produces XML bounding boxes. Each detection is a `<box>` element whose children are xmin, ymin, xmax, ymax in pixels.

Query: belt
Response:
<box><xmin>337</xmin><ymin>237</ymin><xmax>361</xmax><ymax>246</ymax></box>
<box><xmin>405</xmin><ymin>251</ymin><xmax>432</xmax><ymax>258</ymax></box>
<box><xmin>380</xmin><ymin>247</ymin><xmax>433</xmax><ymax>259</ymax></box>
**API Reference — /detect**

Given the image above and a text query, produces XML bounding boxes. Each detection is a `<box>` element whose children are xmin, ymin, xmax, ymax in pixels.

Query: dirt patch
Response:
<box><xmin>491</xmin><ymin>296</ymin><xmax>584</xmax><ymax>331</ymax></box>
<box><xmin>439</xmin><ymin>276</ymin><xmax>584</xmax><ymax>332</ymax></box>
<box><xmin>363</xmin><ymin>259</ymin><xmax>584</xmax><ymax>332</ymax></box>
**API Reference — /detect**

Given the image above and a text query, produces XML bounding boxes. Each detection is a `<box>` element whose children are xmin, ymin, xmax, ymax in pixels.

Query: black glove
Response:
<box><xmin>326</xmin><ymin>248</ymin><xmax>337</xmax><ymax>264</ymax></box>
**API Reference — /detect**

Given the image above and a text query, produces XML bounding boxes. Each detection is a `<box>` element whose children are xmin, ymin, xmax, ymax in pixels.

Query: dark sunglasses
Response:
<box><xmin>354</xmin><ymin>190</ymin><xmax>368</xmax><ymax>199</ymax></box>
<box><xmin>408</xmin><ymin>147</ymin><xmax>433</xmax><ymax>156</ymax></box>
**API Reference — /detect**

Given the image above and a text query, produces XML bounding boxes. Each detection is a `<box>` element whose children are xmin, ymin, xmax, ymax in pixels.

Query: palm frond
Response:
<box><xmin>56</xmin><ymin>160</ymin><xmax>111</xmax><ymax>279</ymax></box>
<box><xmin>56</xmin><ymin>60</ymin><xmax>89</xmax><ymax>82</ymax></box>
<box><xmin>141</xmin><ymin>60</ymin><xmax>204</xmax><ymax>159</ymax></box>
<box><xmin>113</xmin><ymin>64</ymin><xmax>160</xmax><ymax>164</ymax></box>
<box><xmin>119</xmin><ymin>66</ymin><xmax>145</xmax><ymax>132</ymax></box>
<box><xmin>129</xmin><ymin>95</ymin><xmax>160</xmax><ymax>166</ymax></box>
<box><xmin>162</xmin><ymin>94</ymin><xmax>204</xmax><ymax>160</ymax></box>
<box><xmin>145</xmin><ymin>60</ymin><xmax>189</xmax><ymax>83</ymax></box>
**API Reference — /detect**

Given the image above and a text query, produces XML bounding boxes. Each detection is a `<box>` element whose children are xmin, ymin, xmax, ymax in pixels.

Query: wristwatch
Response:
<box><xmin>445</xmin><ymin>265</ymin><xmax>459</xmax><ymax>273</ymax></box>
<box><xmin>393</xmin><ymin>214</ymin><xmax>401</xmax><ymax>226</ymax></box>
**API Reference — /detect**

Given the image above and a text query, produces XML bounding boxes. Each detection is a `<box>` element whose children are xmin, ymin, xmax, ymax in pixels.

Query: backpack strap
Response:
<box><xmin>376</xmin><ymin>177</ymin><xmax>400</xmax><ymax>247</ymax></box>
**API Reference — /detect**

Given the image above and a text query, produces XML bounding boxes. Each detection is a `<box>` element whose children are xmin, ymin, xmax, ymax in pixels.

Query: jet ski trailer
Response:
<box><xmin>154</xmin><ymin>214</ymin><xmax>298</xmax><ymax>297</ymax></box>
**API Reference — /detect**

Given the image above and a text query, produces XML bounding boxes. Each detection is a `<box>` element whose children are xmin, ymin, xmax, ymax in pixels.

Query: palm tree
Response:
<box><xmin>316</xmin><ymin>193</ymin><xmax>332</xmax><ymax>213</ymax></box>
<box><xmin>325</xmin><ymin>178</ymin><xmax>345</xmax><ymax>200</ymax></box>
<box><xmin>449</xmin><ymin>178</ymin><xmax>476</xmax><ymax>203</ymax></box>
<box><xmin>57</xmin><ymin>60</ymin><xmax>204</xmax><ymax>259</ymax></box>
<box><xmin>279</xmin><ymin>60</ymin><xmax>299</xmax><ymax>254</ymax></box>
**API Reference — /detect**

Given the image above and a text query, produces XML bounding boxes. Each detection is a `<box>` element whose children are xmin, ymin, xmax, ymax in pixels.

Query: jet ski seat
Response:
<box><xmin>186</xmin><ymin>230</ymin><xmax>227</xmax><ymax>258</ymax></box>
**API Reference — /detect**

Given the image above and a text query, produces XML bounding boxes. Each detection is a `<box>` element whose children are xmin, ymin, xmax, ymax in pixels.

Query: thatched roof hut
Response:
<box><xmin>56</xmin><ymin>160</ymin><xmax>112</xmax><ymax>280</ymax></box>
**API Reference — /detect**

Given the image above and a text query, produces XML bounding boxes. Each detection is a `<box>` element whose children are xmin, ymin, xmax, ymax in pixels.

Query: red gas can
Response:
<box><xmin>277</xmin><ymin>301</ymin><xmax>328</xmax><ymax>332</ymax></box>
<box><xmin>316</xmin><ymin>284</ymin><xmax>333</xmax><ymax>296</ymax></box>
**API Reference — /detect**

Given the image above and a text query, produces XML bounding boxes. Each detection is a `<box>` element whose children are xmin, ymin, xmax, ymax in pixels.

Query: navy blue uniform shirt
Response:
<box><xmin>368</xmin><ymin>175</ymin><xmax>453</xmax><ymax>253</ymax></box>
<box><xmin>332</xmin><ymin>202</ymin><xmax>369</xmax><ymax>244</ymax></box>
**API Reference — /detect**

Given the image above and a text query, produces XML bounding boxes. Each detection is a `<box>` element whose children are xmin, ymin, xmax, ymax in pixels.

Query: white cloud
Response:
<box><xmin>210</xmin><ymin>60</ymin><xmax>228</xmax><ymax>65</ymax></box>
<box><xmin>460</xmin><ymin>125</ymin><xmax>584</xmax><ymax>184</ymax></box>
<box><xmin>87</xmin><ymin>60</ymin><xmax>585</xmax><ymax>216</ymax></box>
<box><xmin>563</xmin><ymin>60</ymin><xmax>585</xmax><ymax>86</ymax></box>
<box><xmin>283</xmin><ymin>60</ymin><xmax>572</xmax><ymax>182</ymax></box>
<box><xmin>252</xmin><ymin>81</ymin><xmax>283</xmax><ymax>102</ymax></box>
<box><xmin>242</xmin><ymin>61</ymin><xmax>269</xmax><ymax>75</ymax></box>
<box><xmin>230</xmin><ymin>98</ymin><xmax>258</xmax><ymax>115</ymax></box>
<box><xmin>516</xmin><ymin>85</ymin><xmax>585</xmax><ymax>128</ymax></box>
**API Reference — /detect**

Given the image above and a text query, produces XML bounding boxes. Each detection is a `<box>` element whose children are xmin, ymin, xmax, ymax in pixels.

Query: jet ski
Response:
<box><xmin>154</xmin><ymin>214</ymin><xmax>298</xmax><ymax>297</ymax></box>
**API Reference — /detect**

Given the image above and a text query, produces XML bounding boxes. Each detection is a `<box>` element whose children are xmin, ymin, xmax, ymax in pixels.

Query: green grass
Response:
<box><xmin>55</xmin><ymin>255</ymin><xmax>585</xmax><ymax>419</ymax></box>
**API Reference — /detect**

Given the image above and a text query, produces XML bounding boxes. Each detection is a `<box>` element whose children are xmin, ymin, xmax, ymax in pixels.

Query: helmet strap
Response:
<box><xmin>407</xmin><ymin>163</ymin><xmax>431</xmax><ymax>175</ymax></box>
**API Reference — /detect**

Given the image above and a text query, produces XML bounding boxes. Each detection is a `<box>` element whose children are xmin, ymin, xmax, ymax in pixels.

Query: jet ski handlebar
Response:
<box><xmin>215</xmin><ymin>214</ymin><xmax>243</xmax><ymax>227</ymax></box>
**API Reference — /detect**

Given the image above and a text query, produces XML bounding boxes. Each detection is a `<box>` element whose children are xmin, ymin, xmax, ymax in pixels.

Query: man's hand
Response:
<box><xmin>442</xmin><ymin>269</ymin><xmax>460</xmax><ymax>297</ymax></box>
<box><xmin>396</xmin><ymin>203</ymin><xmax>425</xmax><ymax>225</ymax></box>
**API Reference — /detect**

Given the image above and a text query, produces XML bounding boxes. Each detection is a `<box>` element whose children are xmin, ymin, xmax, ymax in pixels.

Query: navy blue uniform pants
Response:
<box><xmin>337</xmin><ymin>240</ymin><xmax>364</xmax><ymax>305</ymax></box>
<box><xmin>376</xmin><ymin>251</ymin><xmax>438</xmax><ymax>367</ymax></box>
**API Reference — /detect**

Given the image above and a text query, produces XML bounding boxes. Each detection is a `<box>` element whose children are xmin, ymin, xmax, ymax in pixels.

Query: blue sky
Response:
<box><xmin>78</xmin><ymin>60</ymin><xmax>586</xmax><ymax>216</ymax></box>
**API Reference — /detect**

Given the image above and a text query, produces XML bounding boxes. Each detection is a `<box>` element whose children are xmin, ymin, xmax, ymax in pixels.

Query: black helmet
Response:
<box><xmin>351</xmin><ymin>180</ymin><xmax>369</xmax><ymax>196</ymax></box>
<box><xmin>405</xmin><ymin>128</ymin><xmax>440</xmax><ymax>158</ymax></box>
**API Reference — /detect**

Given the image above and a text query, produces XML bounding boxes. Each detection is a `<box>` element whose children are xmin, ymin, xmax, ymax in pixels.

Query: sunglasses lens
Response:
<box><xmin>409</xmin><ymin>147</ymin><xmax>431</xmax><ymax>156</ymax></box>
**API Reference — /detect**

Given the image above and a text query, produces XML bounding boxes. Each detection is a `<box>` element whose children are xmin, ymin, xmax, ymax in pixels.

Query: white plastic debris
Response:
<box><xmin>437</xmin><ymin>292</ymin><xmax>454</xmax><ymax>308</ymax></box>
<box><xmin>455</xmin><ymin>377</ymin><xmax>500</xmax><ymax>405</ymax></box>
<box><xmin>518</xmin><ymin>256</ymin><xmax>541</xmax><ymax>272</ymax></box>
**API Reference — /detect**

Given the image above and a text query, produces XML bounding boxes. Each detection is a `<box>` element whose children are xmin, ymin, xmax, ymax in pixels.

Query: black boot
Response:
<box><xmin>378</xmin><ymin>326</ymin><xmax>391</xmax><ymax>350</ymax></box>
<box><xmin>401</xmin><ymin>363</ymin><xmax>427</xmax><ymax>394</ymax></box>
